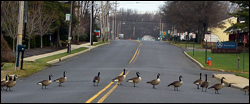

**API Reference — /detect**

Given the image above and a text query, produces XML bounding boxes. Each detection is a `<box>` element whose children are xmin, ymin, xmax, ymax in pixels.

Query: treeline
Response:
<box><xmin>1</xmin><ymin>1</ymin><xmax>100</xmax><ymax>51</ymax></box>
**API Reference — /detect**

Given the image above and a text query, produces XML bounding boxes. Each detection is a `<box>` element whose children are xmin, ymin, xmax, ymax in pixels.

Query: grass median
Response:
<box><xmin>186</xmin><ymin>51</ymin><xmax>249</xmax><ymax>79</ymax></box>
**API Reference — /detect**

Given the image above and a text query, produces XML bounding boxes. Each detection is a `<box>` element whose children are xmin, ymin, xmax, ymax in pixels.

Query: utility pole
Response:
<box><xmin>114</xmin><ymin>1</ymin><xmax>118</xmax><ymax>40</ymax></box>
<box><xmin>160</xmin><ymin>19</ymin><xmax>162</xmax><ymax>41</ymax></box>
<box><xmin>90</xmin><ymin>1</ymin><xmax>94</xmax><ymax>45</ymax></box>
<box><xmin>67</xmin><ymin>1</ymin><xmax>73</xmax><ymax>53</ymax></box>
<box><xmin>101</xmin><ymin>1</ymin><xmax>104</xmax><ymax>42</ymax></box>
<box><xmin>106</xmin><ymin>1</ymin><xmax>110</xmax><ymax>42</ymax></box>
<box><xmin>15</xmin><ymin>1</ymin><xmax>24</xmax><ymax>70</ymax></box>
<box><xmin>21</xmin><ymin>1</ymin><xmax>27</xmax><ymax>70</ymax></box>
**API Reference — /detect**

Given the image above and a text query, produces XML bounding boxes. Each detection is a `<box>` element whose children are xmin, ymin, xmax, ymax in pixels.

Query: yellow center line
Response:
<box><xmin>97</xmin><ymin>70</ymin><xmax>130</xmax><ymax>103</ymax></box>
<box><xmin>129</xmin><ymin>42</ymin><xmax>142</xmax><ymax>64</ymax></box>
<box><xmin>85</xmin><ymin>82</ymin><xmax>114</xmax><ymax>103</ymax></box>
<box><xmin>85</xmin><ymin>70</ymin><xmax>130</xmax><ymax>103</ymax></box>
<box><xmin>132</xmin><ymin>49</ymin><xmax>140</xmax><ymax>64</ymax></box>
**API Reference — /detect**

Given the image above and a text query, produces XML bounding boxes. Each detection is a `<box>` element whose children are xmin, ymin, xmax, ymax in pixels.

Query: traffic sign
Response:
<box><xmin>163</xmin><ymin>31</ymin><xmax>166</xmax><ymax>36</ymax></box>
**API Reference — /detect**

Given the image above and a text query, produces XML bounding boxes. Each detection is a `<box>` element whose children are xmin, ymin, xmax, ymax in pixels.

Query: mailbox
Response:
<box><xmin>15</xmin><ymin>45</ymin><xmax>26</xmax><ymax>67</ymax></box>
<box><xmin>17</xmin><ymin>45</ymin><xmax>26</xmax><ymax>52</ymax></box>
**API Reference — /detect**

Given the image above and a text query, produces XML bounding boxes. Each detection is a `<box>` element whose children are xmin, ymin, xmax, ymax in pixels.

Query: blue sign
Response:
<box><xmin>216</xmin><ymin>42</ymin><xmax>237</xmax><ymax>49</ymax></box>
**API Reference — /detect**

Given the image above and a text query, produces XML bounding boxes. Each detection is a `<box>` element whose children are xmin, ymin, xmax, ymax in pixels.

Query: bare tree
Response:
<box><xmin>35</xmin><ymin>2</ymin><xmax>55</xmax><ymax>48</ymax></box>
<box><xmin>26</xmin><ymin>1</ymin><xmax>41</xmax><ymax>49</ymax></box>
<box><xmin>1</xmin><ymin>1</ymin><xmax>19</xmax><ymax>52</ymax></box>
<box><xmin>160</xmin><ymin>1</ymin><xmax>230</xmax><ymax>43</ymax></box>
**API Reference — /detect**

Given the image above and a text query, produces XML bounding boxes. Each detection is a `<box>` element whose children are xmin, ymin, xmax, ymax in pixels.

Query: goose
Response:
<box><xmin>168</xmin><ymin>75</ymin><xmax>183</xmax><ymax>91</ymax></box>
<box><xmin>53</xmin><ymin>71</ymin><xmax>67</xmax><ymax>86</ymax></box>
<box><xmin>243</xmin><ymin>86</ymin><xmax>249</xmax><ymax>95</ymax></box>
<box><xmin>37</xmin><ymin>74</ymin><xmax>53</xmax><ymax>89</ymax></box>
<box><xmin>93</xmin><ymin>72</ymin><xmax>100</xmax><ymax>86</ymax></box>
<box><xmin>208</xmin><ymin>77</ymin><xmax>225</xmax><ymax>94</ymax></box>
<box><xmin>193</xmin><ymin>73</ymin><xmax>202</xmax><ymax>89</ymax></box>
<box><xmin>146</xmin><ymin>73</ymin><xmax>160</xmax><ymax>89</ymax></box>
<box><xmin>1</xmin><ymin>74</ymin><xmax>9</xmax><ymax>90</ymax></box>
<box><xmin>4</xmin><ymin>74</ymin><xmax>17</xmax><ymax>91</ymax></box>
<box><xmin>126</xmin><ymin>72</ymin><xmax>141</xmax><ymax>87</ymax></box>
<box><xmin>112</xmin><ymin>69</ymin><xmax>126</xmax><ymax>85</ymax></box>
<box><xmin>200</xmin><ymin>74</ymin><xmax>209</xmax><ymax>92</ymax></box>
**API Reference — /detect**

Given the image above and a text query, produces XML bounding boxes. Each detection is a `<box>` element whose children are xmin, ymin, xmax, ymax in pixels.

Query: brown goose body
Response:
<box><xmin>193</xmin><ymin>73</ymin><xmax>202</xmax><ymax>89</ymax></box>
<box><xmin>37</xmin><ymin>74</ymin><xmax>53</xmax><ymax>89</ymax></box>
<box><xmin>147</xmin><ymin>73</ymin><xmax>160</xmax><ymax>89</ymax></box>
<box><xmin>1</xmin><ymin>74</ymin><xmax>9</xmax><ymax>90</ymax></box>
<box><xmin>93</xmin><ymin>72</ymin><xmax>100</xmax><ymax>86</ymax></box>
<box><xmin>208</xmin><ymin>77</ymin><xmax>225</xmax><ymax>94</ymax></box>
<box><xmin>54</xmin><ymin>71</ymin><xmax>67</xmax><ymax>86</ymax></box>
<box><xmin>168</xmin><ymin>75</ymin><xmax>183</xmax><ymax>91</ymax></box>
<box><xmin>4</xmin><ymin>75</ymin><xmax>17</xmax><ymax>91</ymax></box>
<box><xmin>243</xmin><ymin>86</ymin><xmax>249</xmax><ymax>95</ymax></box>
<box><xmin>200</xmin><ymin>74</ymin><xmax>209</xmax><ymax>92</ymax></box>
<box><xmin>127</xmin><ymin>72</ymin><xmax>141</xmax><ymax>87</ymax></box>
<box><xmin>112</xmin><ymin>69</ymin><xmax>126</xmax><ymax>85</ymax></box>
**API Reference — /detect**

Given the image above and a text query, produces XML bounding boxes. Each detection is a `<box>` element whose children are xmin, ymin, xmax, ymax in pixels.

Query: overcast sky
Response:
<box><xmin>117</xmin><ymin>1</ymin><xmax>165</xmax><ymax>13</ymax></box>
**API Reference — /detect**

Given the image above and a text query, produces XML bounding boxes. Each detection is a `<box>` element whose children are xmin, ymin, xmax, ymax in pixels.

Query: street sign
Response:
<box><xmin>216</xmin><ymin>42</ymin><xmax>237</xmax><ymax>49</ymax></box>
<box><xmin>66</xmin><ymin>14</ymin><xmax>70</xmax><ymax>21</ymax></box>
<box><xmin>163</xmin><ymin>31</ymin><xmax>166</xmax><ymax>36</ymax></box>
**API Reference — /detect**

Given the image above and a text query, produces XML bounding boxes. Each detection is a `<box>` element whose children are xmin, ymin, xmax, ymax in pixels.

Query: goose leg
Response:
<box><xmin>197</xmin><ymin>85</ymin><xmax>199</xmax><ymax>89</ymax></box>
<box><xmin>97</xmin><ymin>83</ymin><xmax>98</xmax><ymax>86</ymax></box>
<box><xmin>134</xmin><ymin>83</ymin><xmax>135</xmax><ymax>87</ymax></box>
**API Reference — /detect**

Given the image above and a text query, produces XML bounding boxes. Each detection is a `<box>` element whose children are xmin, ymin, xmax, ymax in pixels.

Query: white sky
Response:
<box><xmin>117</xmin><ymin>1</ymin><xmax>165</xmax><ymax>13</ymax></box>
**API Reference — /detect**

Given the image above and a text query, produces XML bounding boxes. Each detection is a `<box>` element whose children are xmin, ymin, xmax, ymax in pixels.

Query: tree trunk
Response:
<box><xmin>28</xmin><ymin>38</ymin><xmax>30</xmax><ymax>49</ymax></box>
<box><xmin>57</xmin><ymin>29</ymin><xmax>62</xmax><ymax>47</ymax></box>
<box><xmin>40</xmin><ymin>35</ymin><xmax>43</xmax><ymax>48</ymax></box>
<box><xmin>198</xmin><ymin>25</ymin><xmax>203</xmax><ymax>44</ymax></box>
<box><xmin>12</xmin><ymin>38</ymin><xmax>15</xmax><ymax>52</ymax></box>
<box><xmin>77</xmin><ymin>35</ymin><xmax>79</xmax><ymax>42</ymax></box>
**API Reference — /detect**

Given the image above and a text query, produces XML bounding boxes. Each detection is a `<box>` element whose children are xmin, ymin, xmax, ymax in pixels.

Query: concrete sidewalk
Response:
<box><xmin>183</xmin><ymin>50</ymin><xmax>249</xmax><ymax>91</ymax></box>
<box><xmin>23</xmin><ymin>42</ymin><xmax>98</xmax><ymax>62</ymax></box>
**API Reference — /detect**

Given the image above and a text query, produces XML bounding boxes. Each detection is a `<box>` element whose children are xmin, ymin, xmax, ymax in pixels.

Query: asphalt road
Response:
<box><xmin>1</xmin><ymin>40</ymin><xmax>249</xmax><ymax>103</ymax></box>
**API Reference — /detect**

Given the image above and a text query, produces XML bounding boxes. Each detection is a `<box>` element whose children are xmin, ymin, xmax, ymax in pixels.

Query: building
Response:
<box><xmin>209</xmin><ymin>17</ymin><xmax>237</xmax><ymax>42</ymax></box>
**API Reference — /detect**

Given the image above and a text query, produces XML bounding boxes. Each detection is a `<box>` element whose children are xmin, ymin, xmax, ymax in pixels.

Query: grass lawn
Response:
<box><xmin>0</xmin><ymin>38</ymin><xmax>114</xmax><ymax>80</ymax></box>
<box><xmin>167</xmin><ymin>41</ymin><xmax>203</xmax><ymax>48</ymax></box>
<box><xmin>186</xmin><ymin>51</ymin><xmax>249</xmax><ymax>79</ymax></box>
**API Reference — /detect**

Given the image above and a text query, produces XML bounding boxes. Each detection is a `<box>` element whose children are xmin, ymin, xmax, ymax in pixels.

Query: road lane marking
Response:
<box><xmin>85</xmin><ymin>70</ymin><xmax>130</xmax><ymax>103</ymax></box>
<box><xmin>85</xmin><ymin>82</ymin><xmax>114</xmax><ymax>103</ymax></box>
<box><xmin>97</xmin><ymin>70</ymin><xmax>130</xmax><ymax>103</ymax></box>
<box><xmin>129</xmin><ymin>42</ymin><xmax>141</xmax><ymax>64</ymax></box>
<box><xmin>132</xmin><ymin>49</ymin><xmax>140</xmax><ymax>64</ymax></box>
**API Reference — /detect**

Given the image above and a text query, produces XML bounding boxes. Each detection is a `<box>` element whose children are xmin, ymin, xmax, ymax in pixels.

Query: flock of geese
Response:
<box><xmin>1</xmin><ymin>69</ymin><xmax>249</xmax><ymax>95</ymax></box>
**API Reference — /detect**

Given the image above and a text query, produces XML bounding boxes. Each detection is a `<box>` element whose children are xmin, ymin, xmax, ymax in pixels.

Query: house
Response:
<box><xmin>209</xmin><ymin>17</ymin><xmax>237</xmax><ymax>42</ymax></box>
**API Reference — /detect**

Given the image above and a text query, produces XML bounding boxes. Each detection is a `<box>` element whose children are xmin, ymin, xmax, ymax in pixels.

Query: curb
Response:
<box><xmin>212</xmin><ymin>73</ymin><xmax>244</xmax><ymax>91</ymax></box>
<box><xmin>183</xmin><ymin>51</ymin><xmax>204</xmax><ymax>68</ymax></box>
<box><xmin>47</xmin><ymin>43</ymin><xmax>110</xmax><ymax>64</ymax></box>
